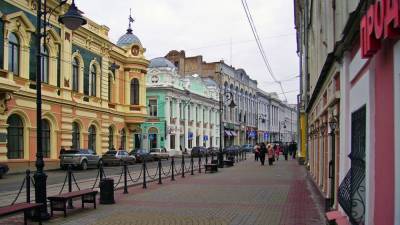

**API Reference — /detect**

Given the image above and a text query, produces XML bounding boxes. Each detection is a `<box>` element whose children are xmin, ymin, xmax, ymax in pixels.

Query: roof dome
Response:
<box><xmin>117</xmin><ymin>28</ymin><xmax>142</xmax><ymax>47</ymax></box>
<box><xmin>149</xmin><ymin>57</ymin><xmax>175</xmax><ymax>69</ymax></box>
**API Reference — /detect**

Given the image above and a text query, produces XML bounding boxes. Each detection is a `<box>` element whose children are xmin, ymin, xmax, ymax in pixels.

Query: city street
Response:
<box><xmin>0</xmin><ymin>156</ymin><xmax>326</xmax><ymax>225</ymax></box>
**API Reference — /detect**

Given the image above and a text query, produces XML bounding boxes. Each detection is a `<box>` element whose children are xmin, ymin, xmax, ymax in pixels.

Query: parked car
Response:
<box><xmin>150</xmin><ymin>148</ymin><xmax>169</xmax><ymax>160</ymax></box>
<box><xmin>206</xmin><ymin>147</ymin><xmax>219</xmax><ymax>156</ymax></box>
<box><xmin>242</xmin><ymin>144</ymin><xmax>253</xmax><ymax>152</ymax></box>
<box><xmin>129</xmin><ymin>148</ymin><xmax>153</xmax><ymax>162</ymax></box>
<box><xmin>191</xmin><ymin>146</ymin><xmax>207</xmax><ymax>157</ymax></box>
<box><xmin>60</xmin><ymin>149</ymin><xmax>102</xmax><ymax>170</ymax></box>
<box><xmin>102</xmin><ymin>150</ymin><xmax>136</xmax><ymax>166</ymax></box>
<box><xmin>0</xmin><ymin>163</ymin><xmax>9</xmax><ymax>179</ymax></box>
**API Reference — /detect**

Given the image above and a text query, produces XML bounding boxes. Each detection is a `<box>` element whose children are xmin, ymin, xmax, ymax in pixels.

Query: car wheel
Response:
<box><xmin>81</xmin><ymin>160</ymin><xmax>88</xmax><ymax>170</ymax></box>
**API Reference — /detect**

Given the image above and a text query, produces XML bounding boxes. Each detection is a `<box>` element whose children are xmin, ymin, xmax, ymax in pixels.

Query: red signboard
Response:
<box><xmin>361</xmin><ymin>0</ymin><xmax>400</xmax><ymax>58</ymax></box>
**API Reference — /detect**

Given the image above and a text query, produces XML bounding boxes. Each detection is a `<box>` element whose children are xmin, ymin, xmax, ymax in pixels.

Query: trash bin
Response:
<box><xmin>100</xmin><ymin>178</ymin><xmax>115</xmax><ymax>204</ymax></box>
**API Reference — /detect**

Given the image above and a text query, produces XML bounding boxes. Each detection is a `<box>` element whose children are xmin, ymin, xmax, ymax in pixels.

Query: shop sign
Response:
<box><xmin>361</xmin><ymin>0</ymin><xmax>400</xmax><ymax>58</ymax></box>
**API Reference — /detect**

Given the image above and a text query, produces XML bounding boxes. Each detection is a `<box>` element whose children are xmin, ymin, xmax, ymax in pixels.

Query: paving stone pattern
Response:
<box><xmin>1</xmin><ymin>157</ymin><xmax>326</xmax><ymax>225</ymax></box>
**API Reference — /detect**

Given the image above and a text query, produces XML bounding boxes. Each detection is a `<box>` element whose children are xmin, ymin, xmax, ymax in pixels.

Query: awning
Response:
<box><xmin>224</xmin><ymin>131</ymin><xmax>232</xmax><ymax>136</ymax></box>
<box><xmin>230</xmin><ymin>131</ymin><xmax>237</xmax><ymax>136</ymax></box>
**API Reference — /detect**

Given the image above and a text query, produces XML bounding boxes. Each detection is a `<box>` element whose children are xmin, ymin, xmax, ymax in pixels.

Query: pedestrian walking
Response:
<box><xmin>268</xmin><ymin>144</ymin><xmax>274</xmax><ymax>166</ymax></box>
<box><xmin>283</xmin><ymin>143</ymin><xmax>289</xmax><ymax>160</ymax></box>
<box><xmin>292</xmin><ymin>142</ymin><xmax>298</xmax><ymax>159</ymax></box>
<box><xmin>275</xmin><ymin>145</ymin><xmax>280</xmax><ymax>161</ymax></box>
<box><xmin>254</xmin><ymin>143</ymin><xmax>260</xmax><ymax>161</ymax></box>
<box><xmin>259</xmin><ymin>143</ymin><xmax>266</xmax><ymax>166</ymax></box>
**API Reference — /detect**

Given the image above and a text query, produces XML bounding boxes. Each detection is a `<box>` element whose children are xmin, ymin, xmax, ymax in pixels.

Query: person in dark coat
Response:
<box><xmin>259</xmin><ymin>143</ymin><xmax>267</xmax><ymax>166</ymax></box>
<box><xmin>283</xmin><ymin>143</ymin><xmax>289</xmax><ymax>160</ymax></box>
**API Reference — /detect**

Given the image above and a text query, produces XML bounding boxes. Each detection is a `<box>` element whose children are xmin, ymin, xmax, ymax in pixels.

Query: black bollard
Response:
<box><xmin>171</xmin><ymin>157</ymin><xmax>175</xmax><ymax>181</ymax></box>
<box><xmin>245</xmin><ymin>151</ymin><xmax>247</xmax><ymax>160</ymax></box>
<box><xmin>142</xmin><ymin>159</ymin><xmax>147</xmax><ymax>189</ymax></box>
<box><xmin>158</xmin><ymin>159</ymin><xmax>162</xmax><ymax>184</ymax></box>
<box><xmin>181</xmin><ymin>154</ymin><xmax>185</xmax><ymax>178</ymax></box>
<box><xmin>26</xmin><ymin>170</ymin><xmax>30</xmax><ymax>203</ymax></box>
<box><xmin>205</xmin><ymin>152</ymin><xmax>208</xmax><ymax>164</ymax></box>
<box><xmin>100</xmin><ymin>163</ymin><xmax>104</xmax><ymax>180</ymax></box>
<box><xmin>211</xmin><ymin>152</ymin><xmax>214</xmax><ymax>163</ymax></box>
<box><xmin>67</xmin><ymin>165</ymin><xmax>73</xmax><ymax>209</ymax></box>
<box><xmin>123</xmin><ymin>162</ymin><xmax>128</xmax><ymax>194</ymax></box>
<box><xmin>198</xmin><ymin>155</ymin><xmax>202</xmax><ymax>173</ymax></box>
<box><xmin>191</xmin><ymin>154</ymin><xmax>194</xmax><ymax>175</ymax></box>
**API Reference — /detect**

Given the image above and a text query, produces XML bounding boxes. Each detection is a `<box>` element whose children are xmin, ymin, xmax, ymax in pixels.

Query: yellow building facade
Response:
<box><xmin>0</xmin><ymin>0</ymin><xmax>148</xmax><ymax>172</ymax></box>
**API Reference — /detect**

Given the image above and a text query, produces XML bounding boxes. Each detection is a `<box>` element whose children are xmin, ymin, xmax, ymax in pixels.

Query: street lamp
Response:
<box><xmin>278</xmin><ymin>120</ymin><xmax>287</xmax><ymax>144</ymax></box>
<box><xmin>34</xmin><ymin>0</ymin><xmax>86</xmax><ymax>220</ymax></box>
<box><xmin>219</xmin><ymin>90</ymin><xmax>236</xmax><ymax>168</ymax></box>
<box><xmin>181</xmin><ymin>90</ymin><xmax>191</xmax><ymax>153</ymax></box>
<box><xmin>328</xmin><ymin>112</ymin><xmax>338</xmax><ymax>208</ymax></box>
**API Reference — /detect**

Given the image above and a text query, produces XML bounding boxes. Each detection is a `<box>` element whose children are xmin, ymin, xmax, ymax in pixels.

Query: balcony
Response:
<box><xmin>189</xmin><ymin>120</ymin><xmax>194</xmax><ymax>126</ymax></box>
<box><xmin>130</xmin><ymin>105</ymin><xmax>141</xmax><ymax>111</ymax></box>
<box><xmin>203</xmin><ymin>122</ymin><xmax>208</xmax><ymax>128</ymax></box>
<box><xmin>196</xmin><ymin>122</ymin><xmax>201</xmax><ymax>127</ymax></box>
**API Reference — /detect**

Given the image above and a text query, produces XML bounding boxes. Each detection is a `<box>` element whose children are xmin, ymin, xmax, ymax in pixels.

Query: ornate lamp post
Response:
<box><xmin>34</xmin><ymin>0</ymin><xmax>86</xmax><ymax>220</ymax></box>
<box><xmin>278</xmin><ymin>120</ymin><xmax>287</xmax><ymax>144</ymax></box>
<box><xmin>328</xmin><ymin>112</ymin><xmax>337</xmax><ymax>208</ymax></box>
<box><xmin>218</xmin><ymin>91</ymin><xmax>236</xmax><ymax>168</ymax></box>
<box><xmin>181</xmin><ymin>90</ymin><xmax>191</xmax><ymax>153</ymax></box>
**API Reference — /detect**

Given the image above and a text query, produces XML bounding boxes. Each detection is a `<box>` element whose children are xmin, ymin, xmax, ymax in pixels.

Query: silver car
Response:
<box><xmin>60</xmin><ymin>149</ymin><xmax>101</xmax><ymax>170</ymax></box>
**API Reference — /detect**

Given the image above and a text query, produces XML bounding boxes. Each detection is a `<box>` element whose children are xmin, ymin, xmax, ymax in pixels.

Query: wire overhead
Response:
<box><xmin>241</xmin><ymin>0</ymin><xmax>288</xmax><ymax>102</ymax></box>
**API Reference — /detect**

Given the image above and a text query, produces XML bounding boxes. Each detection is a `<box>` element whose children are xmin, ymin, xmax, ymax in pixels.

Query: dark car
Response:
<box><xmin>242</xmin><ymin>144</ymin><xmax>253</xmax><ymax>152</ymax></box>
<box><xmin>0</xmin><ymin>164</ymin><xmax>9</xmax><ymax>179</ymax></box>
<box><xmin>129</xmin><ymin>148</ymin><xmax>153</xmax><ymax>162</ymax></box>
<box><xmin>102</xmin><ymin>150</ymin><xmax>136</xmax><ymax>166</ymax></box>
<box><xmin>191</xmin><ymin>146</ymin><xmax>207</xmax><ymax>157</ymax></box>
<box><xmin>206</xmin><ymin>147</ymin><xmax>219</xmax><ymax>156</ymax></box>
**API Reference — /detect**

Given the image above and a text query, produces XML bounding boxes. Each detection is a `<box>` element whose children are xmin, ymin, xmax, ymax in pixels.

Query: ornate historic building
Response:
<box><xmin>143</xmin><ymin>57</ymin><xmax>220</xmax><ymax>153</ymax></box>
<box><xmin>0</xmin><ymin>0</ymin><xmax>148</xmax><ymax>172</ymax></box>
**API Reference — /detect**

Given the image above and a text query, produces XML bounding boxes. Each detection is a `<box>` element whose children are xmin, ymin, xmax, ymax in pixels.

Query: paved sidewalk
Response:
<box><xmin>2</xmin><ymin>157</ymin><xmax>326</xmax><ymax>225</ymax></box>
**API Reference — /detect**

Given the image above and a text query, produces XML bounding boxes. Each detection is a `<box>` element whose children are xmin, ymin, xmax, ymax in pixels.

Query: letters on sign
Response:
<box><xmin>361</xmin><ymin>0</ymin><xmax>400</xmax><ymax>58</ymax></box>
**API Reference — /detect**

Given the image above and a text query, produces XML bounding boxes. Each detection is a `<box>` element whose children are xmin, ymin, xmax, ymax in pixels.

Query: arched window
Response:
<box><xmin>130</xmin><ymin>78</ymin><xmax>139</xmax><ymax>105</ymax></box>
<box><xmin>42</xmin><ymin>119</ymin><xmax>50</xmax><ymax>158</ymax></box>
<box><xmin>72</xmin><ymin>122</ymin><xmax>80</xmax><ymax>150</ymax></box>
<box><xmin>72</xmin><ymin>58</ymin><xmax>79</xmax><ymax>91</ymax></box>
<box><xmin>90</xmin><ymin>65</ymin><xmax>97</xmax><ymax>96</ymax></box>
<box><xmin>8</xmin><ymin>33</ymin><xmax>19</xmax><ymax>75</ymax></box>
<box><xmin>120</xmin><ymin>129</ymin><xmax>126</xmax><ymax>149</ymax></box>
<box><xmin>41</xmin><ymin>45</ymin><xmax>49</xmax><ymax>83</ymax></box>
<box><xmin>7</xmin><ymin>114</ymin><xmax>24</xmax><ymax>159</ymax></box>
<box><xmin>108</xmin><ymin>126</ymin><xmax>114</xmax><ymax>150</ymax></box>
<box><xmin>108</xmin><ymin>74</ymin><xmax>113</xmax><ymax>102</ymax></box>
<box><xmin>88</xmin><ymin>125</ymin><xmax>96</xmax><ymax>151</ymax></box>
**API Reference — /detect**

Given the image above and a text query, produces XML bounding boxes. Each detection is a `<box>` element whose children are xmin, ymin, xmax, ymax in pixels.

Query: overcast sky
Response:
<box><xmin>77</xmin><ymin>0</ymin><xmax>299</xmax><ymax>104</ymax></box>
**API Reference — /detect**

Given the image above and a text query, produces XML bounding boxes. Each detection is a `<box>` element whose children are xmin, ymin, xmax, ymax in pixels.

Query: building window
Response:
<box><xmin>120</xmin><ymin>129</ymin><xmax>126</xmax><ymax>149</ymax></box>
<box><xmin>88</xmin><ymin>125</ymin><xmax>96</xmax><ymax>152</ymax></box>
<box><xmin>72</xmin><ymin>122</ymin><xmax>80</xmax><ymax>150</ymax></box>
<box><xmin>7</xmin><ymin>114</ymin><xmax>24</xmax><ymax>159</ymax></box>
<box><xmin>108</xmin><ymin>126</ymin><xmax>114</xmax><ymax>150</ymax></box>
<box><xmin>72</xmin><ymin>58</ymin><xmax>79</xmax><ymax>91</ymax></box>
<box><xmin>108</xmin><ymin>74</ymin><xmax>113</xmax><ymax>102</ymax></box>
<box><xmin>170</xmin><ymin>135</ymin><xmax>175</xmax><ymax>149</ymax></box>
<box><xmin>134</xmin><ymin>133</ymin><xmax>141</xmax><ymax>149</ymax></box>
<box><xmin>41</xmin><ymin>45</ymin><xmax>49</xmax><ymax>84</ymax></box>
<box><xmin>148</xmin><ymin>127</ymin><xmax>158</xmax><ymax>149</ymax></box>
<box><xmin>149</xmin><ymin>99</ymin><xmax>157</xmax><ymax>117</ymax></box>
<box><xmin>8</xmin><ymin>33</ymin><xmax>19</xmax><ymax>75</ymax></box>
<box><xmin>42</xmin><ymin>119</ymin><xmax>50</xmax><ymax>158</ymax></box>
<box><xmin>90</xmin><ymin>65</ymin><xmax>97</xmax><ymax>96</ymax></box>
<box><xmin>130</xmin><ymin>78</ymin><xmax>139</xmax><ymax>105</ymax></box>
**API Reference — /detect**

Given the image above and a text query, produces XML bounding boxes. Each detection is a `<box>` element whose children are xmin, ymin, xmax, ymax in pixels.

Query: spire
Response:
<box><xmin>127</xmin><ymin>8</ymin><xmax>134</xmax><ymax>34</ymax></box>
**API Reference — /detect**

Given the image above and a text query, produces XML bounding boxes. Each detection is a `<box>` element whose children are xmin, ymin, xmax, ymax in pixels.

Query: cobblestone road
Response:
<box><xmin>1</xmin><ymin>156</ymin><xmax>326</xmax><ymax>225</ymax></box>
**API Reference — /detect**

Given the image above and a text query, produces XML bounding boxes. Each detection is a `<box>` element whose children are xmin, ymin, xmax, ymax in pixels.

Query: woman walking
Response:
<box><xmin>268</xmin><ymin>144</ymin><xmax>274</xmax><ymax>166</ymax></box>
<box><xmin>259</xmin><ymin>143</ymin><xmax>267</xmax><ymax>166</ymax></box>
<box><xmin>254</xmin><ymin>143</ymin><xmax>260</xmax><ymax>161</ymax></box>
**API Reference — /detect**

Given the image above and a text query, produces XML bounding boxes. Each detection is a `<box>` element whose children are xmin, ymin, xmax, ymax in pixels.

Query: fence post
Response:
<box><xmin>142</xmin><ymin>159</ymin><xmax>147</xmax><ymax>189</ymax></box>
<box><xmin>236</xmin><ymin>151</ymin><xmax>239</xmax><ymax>163</ymax></box>
<box><xmin>67</xmin><ymin>165</ymin><xmax>73</xmax><ymax>209</ymax></box>
<box><xmin>205</xmin><ymin>152</ymin><xmax>208</xmax><ymax>164</ymax></box>
<box><xmin>191</xmin><ymin>154</ymin><xmax>194</xmax><ymax>175</ymax></box>
<box><xmin>181</xmin><ymin>154</ymin><xmax>185</xmax><ymax>178</ymax></box>
<box><xmin>123</xmin><ymin>162</ymin><xmax>128</xmax><ymax>194</ymax></box>
<box><xmin>171</xmin><ymin>157</ymin><xmax>175</xmax><ymax>181</ymax></box>
<box><xmin>245</xmin><ymin>151</ymin><xmax>247</xmax><ymax>160</ymax></box>
<box><xmin>198</xmin><ymin>154</ymin><xmax>202</xmax><ymax>173</ymax></box>
<box><xmin>100</xmin><ymin>163</ymin><xmax>104</xmax><ymax>180</ymax></box>
<box><xmin>26</xmin><ymin>170</ymin><xmax>30</xmax><ymax>203</ymax></box>
<box><xmin>158</xmin><ymin>159</ymin><xmax>162</xmax><ymax>184</ymax></box>
<box><xmin>211</xmin><ymin>152</ymin><xmax>214</xmax><ymax>163</ymax></box>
